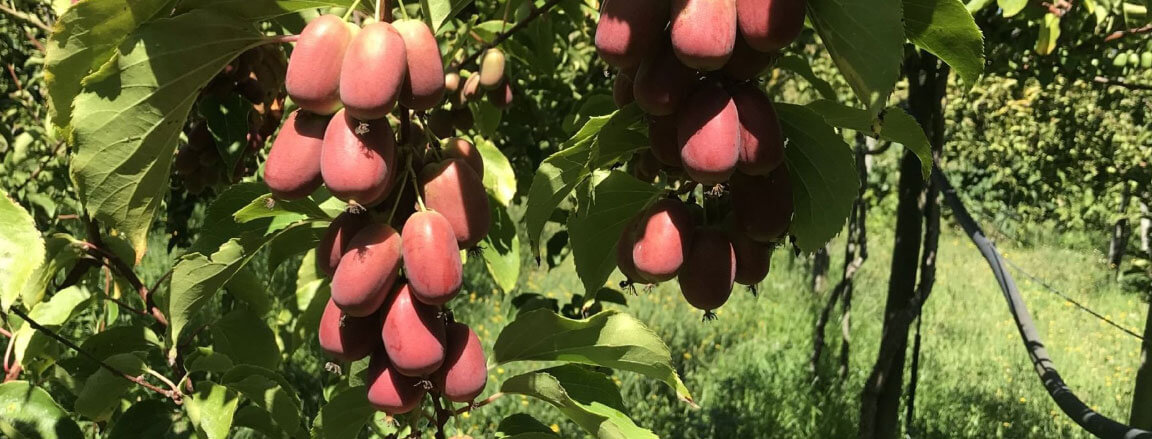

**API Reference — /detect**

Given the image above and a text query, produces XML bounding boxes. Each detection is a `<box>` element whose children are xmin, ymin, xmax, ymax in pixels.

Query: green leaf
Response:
<box><xmin>70</xmin><ymin>10</ymin><xmax>264</xmax><ymax>258</ymax></box>
<box><xmin>567</xmin><ymin>171</ymin><xmax>661</xmax><ymax>296</ymax></box>
<box><xmin>483</xmin><ymin>197</ymin><xmax>521</xmax><ymax>293</ymax></box>
<box><xmin>74</xmin><ymin>353</ymin><xmax>145</xmax><ymax>421</ymax></box>
<box><xmin>524</xmin><ymin>109</ymin><xmax>644</xmax><ymax>252</ymax></box>
<box><xmin>497</xmin><ymin>414</ymin><xmax>560</xmax><ymax>438</ymax></box>
<box><xmin>420</xmin><ymin>0</ymin><xmax>475</xmax><ymax>33</ymax></box>
<box><xmin>211</xmin><ymin>308</ymin><xmax>281</xmax><ymax>370</ymax></box>
<box><xmin>475</xmin><ymin>137</ymin><xmax>517</xmax><ymax>206</ymax></box>
<box><xmin>267</xmin><ymin>222</ymin><xmax>326</xmax><ymax>271</ymax></box>
<box><xmin>776</xmin><ymin>103</ymin><xmax>860</xmax><ymax>252</ymax></box>
<box><xmin>0</xmin><ymin>381</ymin><xmax>83</xmax><ymax>439</ymax></box>
<box><xmin>185</xmin><ymin>347</ymin><xmax>235</xmax><ymax>374</ymax></box>
<box><xmin>73</xmin><ymin>325</ymin><xmax>162</xmax><ymax>379</ymax></box>
<box><xmin>224</xmin><ymin>267</ymin><xmax>273</xmax><ymax>316</ymax></box>
<box><xmin>233</xmin><ymin>194</ymin><xmax>330</xmax><ymax>224</ymax></box>
<box><xmin>804</xmin><ymin>100</ymin><xmax>931</xmax><ymax>178</ymax></box>
<box><xmin>808</xmin><ymin>0</ymin><xmax>904</xmax><ymax>113</ymax></box>
<box><xmin>775</xmin><ymin>55</ymin><xmax>837</xmax><ymax>101</ymax></box>
<box><xmin>221</xmin><ymin>365</ymin><xmax>304</xmax><ymax>437</ymax></box>
<box><xmin>108</xmin><ymin>400</ymin><xmax>174</xmax><ymax>439</ymax></box>
<box><xmin>200</xmin><ymin>94</ymin><xmax>252</xmax><ymax>172</ymax></box>
<box><xmin>13</xmin><ymin>287</ymin><xmax>92</xmax><ymax>366</ymax></box>
<box><xmin>169</xmin><ymin>222</ymin><xmax>310</xmax><ymax>358</ymax></box>
<box><xmin>233</xmin><ymin>405</ymin><xmax>285</xmax><ymax>438</ymax></box>
<box><xmin>997</xmin><ymin>0</ymin><xmax>1027</xmax><ymax>16</ymax></box>
<box><xmin>20</xmin><ymin>234</ymin><xmax>85</xmax><ymax>308</ymax></box>
<box><xmin>500</xmin><ymin>365</ymin><xmax>656</xmax><ymax>439</ymax></box>
<box><xmin>191</xmin><ymin>183</ymin><xmax>276</xmax><ymax>254</ymax></box>
<box><xmin>186</xmin><ymin>383</ymin><xmax>241</xmax><ymax>439</ymax></box>
<box><xmin>176</xmin><ymin>0</ymin><xmax>359</xmax><ymax>21</ymax></box>
<box><xmin>0</xmin><ymin>194</ymin><xmax>45</xmax><ymax>311</ymax></box>
<box><xmin>310</xmin><ymin>385</ymin><xmax>375</xmax><ymax>439</ymax></box>
<box><xmin>44</xmin><ymin>0</ymin><xmax>172</xmax><ymax>128</ymax></box>
<box><xmin>494</xmin><ymin>309</ymin><xmax>693</xmax><ymax>404</ymax></box>
<box><xmin>904</xmin><ymin>0</ymin><xmax>985</xmax><ymax>87</ymax></box>
<box><xmin>1034</xmin><ymin>13</ymin><xmax>1061</xmax><ymax>55</ymax></box>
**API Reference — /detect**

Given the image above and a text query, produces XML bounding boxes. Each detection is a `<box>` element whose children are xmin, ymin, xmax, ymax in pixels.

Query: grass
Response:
<box><xmin>446</xmin><ymin>217</ymin><xmax>1148</xmax><ymax>439</ymax></box>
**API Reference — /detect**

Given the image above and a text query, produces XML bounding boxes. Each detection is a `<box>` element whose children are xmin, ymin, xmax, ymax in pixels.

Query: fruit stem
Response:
<box><xmin>408</xmin><ymin>159</ymin><xmax>428</xmax><ymax>211</ymax></box>
<box><xmin>395</xmin><ymin>0</ymin><xmax>410</xmax><ymax>19</ymax></box>
<box><xmin>341</xmin><ymin>0</ymin><xmax>361</xmax><ymax>21</ymax></box>
<box><xmin>386</xmin><ymin>154</ymin><xmax>413</xmax><ymax>224</ymax></box>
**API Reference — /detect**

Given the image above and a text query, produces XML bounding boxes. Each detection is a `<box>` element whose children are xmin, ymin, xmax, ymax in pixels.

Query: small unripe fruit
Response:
<box><xmin>487</xmin><ymin>80</ymin><xmax>514</xmax><ymax>109</ymax></box>
<box><xmin>648</xmin><ymin>115</ymin><xmax>682</xmax><ymax>167</ymax></box>
<box><xmin>631</xmin><ymin>199</ymin><xmax>695</xmax><ymax>282</ymax></box>
<box><xmin>633</xmin><ymin>45</ymin><xmax>696</xmax><ymax>116</ymax></box>
<box><xmin>478</xmin><ymin>48</ymin><xmax>506</xmax><ymax>89</ymax></box>
<box><xmin>452</xmin><ymin>107</ymin><xmax>474</xmax><ymax>132</ymax></box>
<box><xmin>459</xmin><ymin>74</ymin><xmax>482</xmax><ymax>105</ymax></box>
<box><xmin>321</xmin><ymin>110</ymin><xmax>396</xmax><ymax>204</ymax></box>
<box><xmin>367</xmin><ymin>350</ymin><xmax>426</xmax><ymax>414</ymax></box>
<box><xmin>731</xmin><ymin>231</ymin><xmax>772</xmax><ymax>285</ymax></box>
<box><xmin>444</xmin><ymin>71</ymin><xmax>462</xmax><ymax>95</ymax></box>
<box><xmin>340</xmin><ymin>22</ymin><xmax>408</xmax><ymax>120</ymax></box>
<box><xmin>433</xmin><ymin>322</ymin><xmax>488</xmax><ymax>402</ymax></box>
<box><xmin>671</xmin><ymin>0</ymin><xmax>738</xmax><ymax>71</ymax></box>
<box><xmin>318</xmin><ymin>299</ymin><xmax>381</xmax><ymax>362</ymax></box>
<box><xmin>736</xmin><ymin>0</ymin><xmax>807</xmax><ymax>53</ymax></box>
<box><xmin>443</xmin><ymin>137</ymin><xmax>484</xmax><ymax>178</ymax></box>
<box><xmin>317</xmin><ymin>211</ymin><xmax>373</xmax><ymax>276</ymax></box>
<box><xmin>401</xmin><ymin>211</ymin><xmax>464</xmax><ymax>305</ymax></box>
<box><xmin>731</xmin><ymin>84</ymin><xmax>784</xmax><ymax>175</ymax></box>
<box><xmin>394</xmin><ymin>19</ymin><xmax>446</xmax><ymax>111</ymax></box>
<box><xmin>285</xmin><ymin>15</ymin><xmax>353</xmax><ymax>114</ymax></box>
<box><xmin>264</xmin><ymin>110</ymin><xmax>327</xmax><ymax>199</ymax></box>
<box><xmin>678</xmin><ymin>228</ymin><xmax>736</xmax><ymax>311</ymax></box>
<box><xmin>677</xmin><ymin>83</ymin><xmax>740</xmax><ymax>184</ymax></box>
<box><xmin>421</xmin><ymin>159</ymin><xmax>491</xmax><ymax>248</ymax></box>
<box><xmin>382</xmin><ymin>284</ymin><xmax>447</xmax><ymax>377</ymax></box>
<box><xmin>331</xmin><ymin>223</ymin><xmax>402</xmax><ymax>317</ymax></box>
<box><xmin>595</xmin><ymin>0</ymin><xmax>670</xmax><ymax>69</ymax></box>
<box><xmin>730</xmin><ymin>168</ymin><xmax>793</xmax><ymax>242</ymax></box>
<box><xmin>722</xmin><ymin>36</ymin><xmax>778</xmax><ymax>81</ymax></box>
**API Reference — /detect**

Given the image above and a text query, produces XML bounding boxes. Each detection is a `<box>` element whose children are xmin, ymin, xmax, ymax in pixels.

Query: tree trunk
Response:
<box><xmin>812</xmin><ymin>245</ymin><xmax>831</xmax><ymax>291</ymax></box>
<box><xmin>1131</xmin><ymin>300</ymin><xmax>1152</xmax><ymax>429</ymax></box>
<box><xmin>858</xmin><ymin>48</ymin><xmax>947</xmax><ymax>439</ymax></box>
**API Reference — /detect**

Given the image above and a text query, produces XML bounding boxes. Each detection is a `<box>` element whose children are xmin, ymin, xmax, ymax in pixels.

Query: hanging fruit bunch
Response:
<box><xmin>262</xmin><ymin>12</ymin><xmax>504</xmax><ymax>416</ymax></box>
<box><xmin>599</xmin><ymin>0</ymin><xmax>803</xmax><ymax>318</ymax></box>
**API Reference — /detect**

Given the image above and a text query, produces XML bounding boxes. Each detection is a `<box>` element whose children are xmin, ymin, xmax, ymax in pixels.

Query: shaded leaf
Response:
<box><xmin>804</xmin><ymin>100</ymin><xmax>931</xmax><ymax>177</ymax></box>
<box><xmin>497</xmin><ymin>413</ymin><xmax>560</xmax><ymax>438</ymax></box>
<box><xmin>13</xmin><ymin>287</ymin><xmax>92</xmax><ymax>366</ymax></box>
<box><xmin>233</xmin><ymin>194</ymin><xmax>329</xmax><ymax>224</ymax></box>
<box><xmin>775</xmin><ymin>55</ymin><xmax>837</xmax><ymax>101</ymax></box>
<box><xmin>310</xmin><ymin>385</ymin><xmax>375</xmax><ymax>439</ymax></box>
<box><xmin>483</xmin><ymin>197</ymin><xmax>521</xmax><ymax>293</ymax></box>
<box><xmin>0</xmin><ymin>381</ymin><xmax>83</xmax><ymax>439</ymax></box>
<box><xmin>176</xmin><ymin>0</ymin><xmax>360</xmax><ymax>21</ymax></box>
<box><xmin>19</xmin><ymin>234</ymin><xmax>85</xmax><ymax>308</ymax></box>
<box><xmin>221</xmin><ymin>365</ymin><xmax>303</xmax><ymax>437</ymax></box>
<box><xmin>211</xmin><ymin>308</ymin><xmax>281</xmax><ymax>370</ymax></box>
<box><xmin>568</xmin><ymin>171</ymin><xmax>661</xmax><ymax>296</ymax></box>
<box><xmin>777</xmin><ymin>103</ymin><xmax>859</xmax><ymax>252</ymax></box>
<box><xmin>74</xmin><ymin>353</ymin><xmax>145</xmax><ymax>421</ymax></box>
<box><xmin>500</xmin><ymin>365</ymin><xmax>654</xmax><ymax>439</ymax></box>
<box><xmin>108</xmin><ymin>400</ymin><xmax>174</xmax><ymax>439</ymax></box>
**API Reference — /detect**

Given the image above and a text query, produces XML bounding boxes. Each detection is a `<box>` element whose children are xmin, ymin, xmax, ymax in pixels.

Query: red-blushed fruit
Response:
<box><xmin>420</xmin><ymin>159</ymin><xmax>491</xmax><ymax>248</ymax></box>
<box><xmin>321</xmin><ymin>110</ymin><xmax>396</xmax><ymax>204</ymax></box>
<box><xmin>649</xmin><ymin>115</ymin><xmax>682</xmax><ymax>167</ymax></box>
<box><xmin>394</xmin><ymin>19</ymin><xmax>446</xmax><ymax>111</ymax></box>
<box><xmin>671</xmin><ymin>0</ymin><xmax>738</xmax><ymax>71</ymax></box>
<box><xmin>459</xmin><ymin>74</ymin><xmax>482</xmax><ymax>105</ymax></box>
<box><xmin>445</xmin><ymin>71</ymin><xmax>462</xmax><ymax>106</ymax></box>
<box><xmin>632</xmin><ymin>150</ymin><xmax>661</xmax><ymax>183</ymax></box>
<box><xmin>613</xmin><ymin>72</ymin><xmax>635</xmax><ymax>108</ymax></box>
<box><xmin>340</xmin><ymin>22</ymin><xmax>408</xmax><ymax>120</ymax></box>
<box><xmin>331</xmin><ymin>223</ymin><xmax>403</xmax><ymax>316</ymax></box>
<box><xmin>318</xmin><ymin>299</ymin><xmax>382</xmax><ymax>362</ymax></box>
<box><xmin>631</xmin><ymin>198</ymin><xmax>694</xmax><ymax>282</ymax></box>
<box><xmin>401</xmin><ymin>211</ymin><xmax>464</xmax><ymax>305</ymax></box>
<box><xmin>678</xmin><ymin>228</ymin><xmax>736</xmax><ymax>312</ymax></box>
<box><xmin>677</xmin><ymin>83</ymin><xmax>740</xmax><ymax>184</ymax></box>
<box><xmin>595</xmin><ymin>0</ymin><xmax>669</xmax><ymax>69</ymax></box>
<box><xmin>616</xmin><ymin>217</ymin><xmax>650</xmax><ymax>284</ymax></box>
<box><xmin>433</xmin><ymin>322</ymin><xmax>488</xmax><ymax>402</ymax></box>
<box><xmin>730</xmin><ymin>231</ymin><xmax>772</xmax><ymax>285</ymax></box>
<box><xmin>317</xmin><ymin>211</ymin><xmax>373</xmax><ymax>276</ymax></box>
<box><xmin>479</xmin><ymin>49</ymin><xmax>506</xmax><ymax>89</ymax></box>
<box><xmin>443</xmin><ymin>137</ymin><xmax>484</xmax><ymax>178</ymax></box>
<box><xmin>367</xmin><ymin>350</ymin><xmax>427</xmax><ymax>414</ymax></box>
<box><xmin>736</xmin><ymin>0</ymin><xmax>807</xmax><ymax>53</ymax></box>
<box><xmin>285</xmin><ymin>15</ymin><xmax>352</xmax><ymax>114</ymax></box>
<box><xmin>452</xmin><ymin>107</ymin><xmax>475</xmax><ymax>131</ymax></box>
<box><xmin>633</xmin><ymin>44</ymin><xmax>697</xmax><ymax>116</ymax></box>
<box><xmin>722</xmin><ymin>36</ymin><xmax>779</xmax><ymax>81</ymax></box>
<box><xmin>428</xmin><ymin>110</ymin><xmax>454</xmax><ymax>139</ymax></box>
<box><xmin>731</xmin><ymin>84</ymin><xmax>784</xmax><ymax>175</ymax></box>
<box><xmin>381</xmin><ymin>283</ymin><xmax>447</xmax><ymax>377</ymax></box>
<box><xmin>487</xmin><ymin>80</ymin><xmax>514</xmax><ymax>109</ymax></box>
<box><xmin>265</xmin><ymin>110</ymin><xmax>327</xmax><ymax>199</ymax></box>
<box><xmin>730</xmin><ymin>168</ymin><xmax>793</xmax><ymax>242</ymax></box>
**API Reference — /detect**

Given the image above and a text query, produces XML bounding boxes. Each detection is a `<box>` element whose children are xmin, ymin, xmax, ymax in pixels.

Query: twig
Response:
<box><xmin>80</xmin><ymin>217</ymin><xmax>169</xmax><ymax>327</ymax></box>
<box><xmin>6</xmin><ymin>306</ymin><xmax>184</xmax><ymax>404</ymax></box>
<box><xmin>13</xmin><ymin>140</ymin><xmax>66</xmax><ymax>192</ymax></box>
<box><xmin>1093</xmin><ymin>76</ymin><xmax>1152</xmax><ymax>91</ymax></box>
<box><xmin>1104</xmin><ymin>24</ymin><xmax>1152</xmax><ymax>42</ymax></box>
<box><xmin>453</xmin><ymin>392</ymin><xmax>503</xmax><ymax>414</ymax></box>
<box><xmin>431</xmin><ymin>392</ymin><xmax>450</xmax><ymax>439</ymax></box>
<box><xmin>147</xmin><ymin>268</ymin><xmax>175</xmax><ymax>299</ymax></box>
<box><xmin>0</xmin><ymin>3</ymin><xmax>51</xmax><ymax>33</ymax></box>
<box><xmin>449</xmin><ymin>0</ymin><xmax>565</xmax><ymax>70</ymax></box>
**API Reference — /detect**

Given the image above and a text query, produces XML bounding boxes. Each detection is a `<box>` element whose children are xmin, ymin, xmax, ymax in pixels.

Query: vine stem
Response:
<box><xmin>449</xmin><ymin>0</ymin><xmax>565</xmax><ymax>70</ymax></box>
<box><xmin>453</xmin><ymin>392</ymin><xmax>504</xmax><ymax>414</ymax></box>
<box><xmin>1103</xmin><ymin>23</ymin><xmax>1152</xmax><ymax>42</ymax></box>
<box><xmin>0</xmin><ymin>3</ymin><xmax>50</xmax><ymax>33</ymax></box>
<box><xmin>6</xmin><ymin>306</ymin><xmax>184</xmax><ymax>404</ymax></box>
